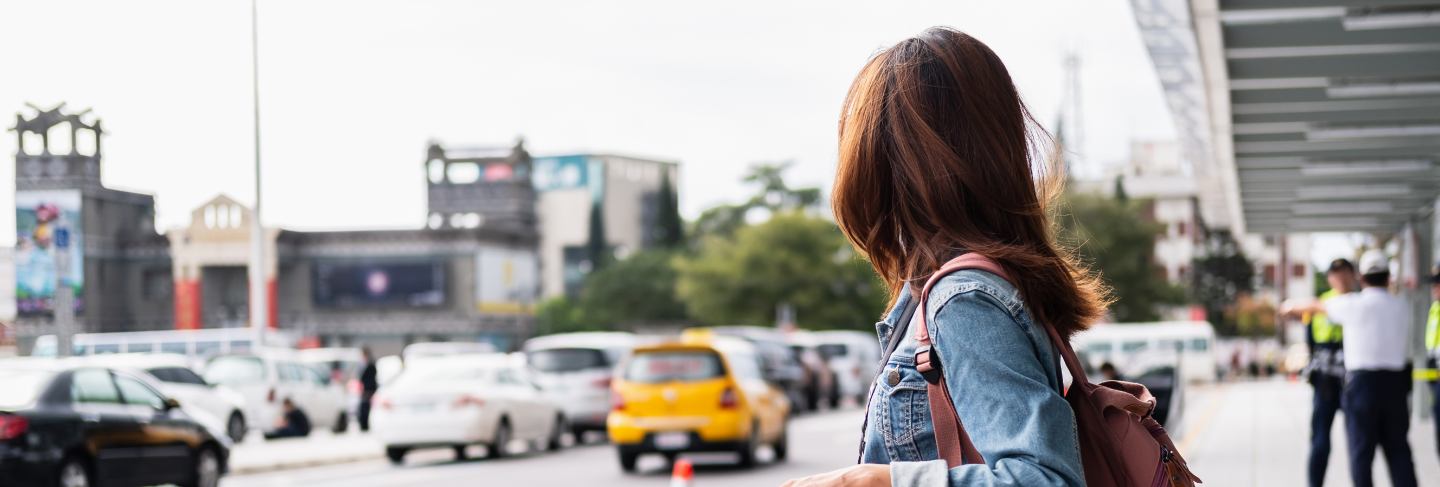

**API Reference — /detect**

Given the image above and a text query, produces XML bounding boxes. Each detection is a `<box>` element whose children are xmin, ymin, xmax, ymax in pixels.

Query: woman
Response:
<box><xmin>783</xmin><ymin>28</ymin><xmax>1109</xmax><ymax>487</ymax></box>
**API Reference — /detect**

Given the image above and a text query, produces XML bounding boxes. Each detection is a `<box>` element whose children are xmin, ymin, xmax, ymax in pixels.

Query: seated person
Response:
<box><xmin>263</xmin><ymin>398</ymin><xmax>311</xmax><ymax>440</ymax></box>
<box><xmin>1099</xmin><ymin>361</ymin><xmax>1124</xmax><ymax>382</ymax></box>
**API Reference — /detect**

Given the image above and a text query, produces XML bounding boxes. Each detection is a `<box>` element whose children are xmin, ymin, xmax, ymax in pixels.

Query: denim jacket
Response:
<box><xmin>860</xmin><ymin>269</ymin><xmax>1084</xmax><ymax>486</ymax></box>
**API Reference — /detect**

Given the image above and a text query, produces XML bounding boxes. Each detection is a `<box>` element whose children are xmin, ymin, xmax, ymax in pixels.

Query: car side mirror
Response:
<box><xmin>163</xmin><ymin>397</ymin><xmax>181</xmax><ymax>411</ymax></box>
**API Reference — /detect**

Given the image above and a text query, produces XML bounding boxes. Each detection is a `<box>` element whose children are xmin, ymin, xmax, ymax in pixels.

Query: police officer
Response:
<box><xmin>1305</xmin><ymin>259</ymin><xmax>1354</xmax><ymax>487</ymax></box>
<box><xmin>1293</xmin><ymin>250</ymin><xmax>1418</xmax><ymax>487</ymax></box>
<box><xmin>1426</xmin><ymin>268</ymin><xmax>1440</xmax><ymax>460</ymax></box>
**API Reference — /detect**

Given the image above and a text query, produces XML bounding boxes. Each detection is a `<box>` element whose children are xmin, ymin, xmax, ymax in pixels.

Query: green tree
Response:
<box><xmin>654</xmin><ymin>170</ymin><xmax>685</xmax><ymax>248</ymax></box>
<box><xmin>691</xmin><ymin>162</ymin><xmax>822</xmax><ymax>240</ymax></box>
<box><xmin>1057</xmin><ymin>192</ymin><xmax>1184</xmax><ymax>322</ymax></box>
<box><xmin>535</xmin><ymin>297</ymin><xmax>593</xmax><ymax>335</ymax></box>
<box><xmin>577</xmin><ymin>249</ymin><xmax>688</xmax><ymax>327</ymax></box>
<box><xmin>676</xmin><ymin>212</ymin><xmax>885</xmax><ymax>329</ymax></box>
<box><xmin>1191</xmin><ymin>230</ymin><xmax>1256</xmax><ymax>336</ymax></box>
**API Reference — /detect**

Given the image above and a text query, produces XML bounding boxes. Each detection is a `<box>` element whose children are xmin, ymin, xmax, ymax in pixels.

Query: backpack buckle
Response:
<box><xmin>915</xmin><ymin>345</ymin><xmax>942</xmax><ymax>384</ymax></box>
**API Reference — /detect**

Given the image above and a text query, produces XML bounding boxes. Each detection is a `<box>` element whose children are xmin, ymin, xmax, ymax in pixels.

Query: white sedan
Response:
<box><xmin>81</xmin><ymin>353</ymin><xmax>251</xmax><ymax>442</ymax></box>
<box><xmin>371</xmin><ymin>353</ymin><xmax>565</xmax><ymax>464</ymax></box>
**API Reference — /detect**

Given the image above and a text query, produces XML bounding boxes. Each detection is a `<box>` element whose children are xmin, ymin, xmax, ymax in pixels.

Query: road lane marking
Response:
<box><xmin>1177</xmin><ymin>383</ymin><xmax>1230</xmax><ymax>454</ymax></box>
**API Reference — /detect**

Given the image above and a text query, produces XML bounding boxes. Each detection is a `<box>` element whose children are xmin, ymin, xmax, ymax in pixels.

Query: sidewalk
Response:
<box><xmin>1175</xmin><ymin>378</ymin><xmax>1438</xmax><ymax>487</ymax></box>
<box><xmin>228</xmin><ymin>431</ymin><xmax>384</xmax><ymax>475</ymax></box>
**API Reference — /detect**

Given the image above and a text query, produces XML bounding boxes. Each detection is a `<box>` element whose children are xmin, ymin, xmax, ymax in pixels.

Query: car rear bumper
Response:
<box><xmin>615</xmin><ymin>432</ymin><xmax>747</xmax><ymax>455</ymax></box>
<box><xmin>0</xmin><ymin>448</ymin><xmax>58</xmax><ymax>486</ymax></box>
<box><xmin>372</xmin><ymin>409</ymin><xmax>492</xmax><ymax>446</ymax></box>
<box><xmin>607</xmin><ymin>411</ymin><xmax>748</xmax><ymax>445</ymax></box>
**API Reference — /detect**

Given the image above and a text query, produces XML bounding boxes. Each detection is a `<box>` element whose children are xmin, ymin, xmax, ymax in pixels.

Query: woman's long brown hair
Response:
<box><xmin>832</xmin><ymin>27</ymin><xmax>1110</xmax><ymax>337</ymax></box>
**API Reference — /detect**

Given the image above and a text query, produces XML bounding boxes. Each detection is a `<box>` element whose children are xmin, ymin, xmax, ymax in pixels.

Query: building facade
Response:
<box><xmin>10</xmin><ymin>107</ymin><xmax>682</xmax><ymax>354</ymax></box>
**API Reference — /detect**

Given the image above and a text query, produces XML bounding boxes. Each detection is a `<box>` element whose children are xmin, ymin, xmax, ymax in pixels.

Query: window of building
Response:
<box><xmin>1263</xmin><ymin>264</ymin><xmax>1277</xmax><ymax>286</ymax></box>
<box><xmin>1292</xmin><ymin>263</ymin><xmax>1307</xmax><ymax>278</ymax></box>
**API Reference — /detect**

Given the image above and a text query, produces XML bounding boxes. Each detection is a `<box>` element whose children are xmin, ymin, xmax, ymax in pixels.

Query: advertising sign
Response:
<box><xmin>312</xmin><ymin>259</ymin><xmax>447</xmax><ymax>308</ymax></box>
<box><xmin>15</xmin><ymin>190</ymin><xmax>83</xmax><ymax>315</ymax></box>
<box><xmin>476</xmin><ymin>246</ymin><xmax>538</xmax><ymax>314</ymax></box>
<box><xmin>531</xmin><ymin>155</ymin><xmax>590</xmax><ymax>192</ymax></box>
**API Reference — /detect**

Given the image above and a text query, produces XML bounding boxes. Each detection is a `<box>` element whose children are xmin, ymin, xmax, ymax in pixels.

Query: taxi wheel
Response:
<box><xmin>618</xmin><ymin>449</ymin><xmax>639</xmax><ymax>473</ymax></box>
<box><xmin>774</xmin><ymin>425</ymin><xmax>789</xmax><ymax>462</ymax></box>
<box><xmin>736</xmin><ymin>421</ymin><xmax>758</xmax><ymax>468</ymax></box>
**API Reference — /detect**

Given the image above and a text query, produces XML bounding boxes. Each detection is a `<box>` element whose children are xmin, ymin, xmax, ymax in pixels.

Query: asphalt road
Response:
<box><xmin>220</xmin><ymin>407</ymin><xmax>868</xmax><ymax>487</ymax></box>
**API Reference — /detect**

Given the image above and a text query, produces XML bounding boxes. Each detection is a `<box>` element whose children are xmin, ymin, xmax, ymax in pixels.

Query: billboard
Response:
<box><xmin>15</xmin><ymin>190</ymin><xmax>83</xmax><ymax>315</ymax></box>
<box><xmin>476</xmin><ymin>246</ymin><xmax>537</xmax><ymax>314</ymax></box>
<box><xmin>312</xmin><ymin>259</ymin><xmax>447</xmax><ymax>308</ymax></box>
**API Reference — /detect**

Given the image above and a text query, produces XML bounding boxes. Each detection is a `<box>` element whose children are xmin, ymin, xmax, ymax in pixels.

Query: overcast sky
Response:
<box><xmin>0</xmin><ymin>0</ymin><xmax>1178</xmax><ymax>241</ymax></box>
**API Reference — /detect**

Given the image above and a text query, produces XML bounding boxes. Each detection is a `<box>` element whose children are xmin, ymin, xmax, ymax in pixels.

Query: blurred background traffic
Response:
<box><xmin>2</xmin><ymin>0</ymin><xmax>1439</xmax><ymax>486</ymax></box>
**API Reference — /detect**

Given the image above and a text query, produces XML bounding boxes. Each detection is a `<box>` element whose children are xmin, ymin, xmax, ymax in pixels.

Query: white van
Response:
<box><xmin>811</xmin><ymin>331</ymin><xmax>881</xmax><ymax>404</ymax></box>
<box><xmin>1071</xmin><ymin>321</ymin><xmax>1218</xmax><ymax>384</ymax></box>
<box><xmin>204</xmin><ymin>350</ymin><xmax>349</xmax><ymax>438</ymax></box>
<box><xmin>521</xmin><ymin>332</ymin><xmax>636</xmax><ymax>438</ymax></box>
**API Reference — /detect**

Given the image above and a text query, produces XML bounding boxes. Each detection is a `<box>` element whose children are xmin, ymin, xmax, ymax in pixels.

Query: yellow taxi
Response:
<box><xmin>607</xmin><ymin>331</ymin><xmax>791</xmax><ymax>471</ymax></box>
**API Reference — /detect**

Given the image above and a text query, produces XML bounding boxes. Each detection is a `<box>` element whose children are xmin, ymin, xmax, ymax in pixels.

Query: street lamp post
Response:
<box><xmin>248</xmin><ymin>0</ymin><xmax>268</xmax><ymax>349</ymax></box>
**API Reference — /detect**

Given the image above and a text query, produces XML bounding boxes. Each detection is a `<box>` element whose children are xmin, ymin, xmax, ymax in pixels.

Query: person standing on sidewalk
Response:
<box><xmin>357</xmin><ymin>347</ymin><xmax>379</xmax><ymax>432</ymax></box>
<box><xmin>1304</xmin><ymin>258</ymin><xmax>1355</xmax><ymax>487</ymax></box>
<box><xmin>1289</xmin><ymin>250</ymin><xmax>1417</xmax><ymax>487</ymax></box>
<box><xmin>1425</xmin><ymin>267</ymin><xmax>1440</xmax><ymax>461</ymax></box>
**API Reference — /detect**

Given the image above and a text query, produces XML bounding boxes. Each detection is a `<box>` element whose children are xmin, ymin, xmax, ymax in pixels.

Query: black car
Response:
<box><xmin>0</xmin><ymin>360</ymin><xmax>230</xmax><ymax>487</ymax></box>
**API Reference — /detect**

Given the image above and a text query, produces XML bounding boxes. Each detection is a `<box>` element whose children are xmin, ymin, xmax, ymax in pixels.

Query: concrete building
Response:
<box><xmin>531</xmin><ymin>153</ymin><xmax>679</xmax><ymax>298</ymax></box>
<box><xmin>1077</xmin><ymin>140</ymin><xmax>1314</xmax><ymax>312</ymax></box>
<box><xmin>10</xmin><ymin>104</ymin><xmax>174</xmax><ymax>346</ymax></box>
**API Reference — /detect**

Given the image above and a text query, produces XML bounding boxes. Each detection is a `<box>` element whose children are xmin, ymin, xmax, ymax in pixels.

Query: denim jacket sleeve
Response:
<box><xmin>889</xmin><ymin>284</ymin><xmax>1084</xmax><ymax>487</ymax></box>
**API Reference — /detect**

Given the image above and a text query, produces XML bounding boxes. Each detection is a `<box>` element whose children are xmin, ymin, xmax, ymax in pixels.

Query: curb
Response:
<box><xmin>230</xmin><ymin>449</ymin><xmax>384</xmax><ymax>475</ymax></box>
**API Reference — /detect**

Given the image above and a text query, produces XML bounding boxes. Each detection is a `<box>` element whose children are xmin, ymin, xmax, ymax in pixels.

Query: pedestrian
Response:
<box><xmin>264</xmin><ymin>397</ymin><xmax>312</xmax><ymax>440</ymax></box>
<box><xmin>1298</xmin><ymin>258</ymin><xmax>1356</xmax><ymax>487</ymax></box>
<box><xmin>1425</xmin><ymin>267</ymin><xmax>1440</xmax><ymax>461</ymax></box>
<box><xmin>1287</xmin><ymin>250</ymin><xmax>1417</xmax><ymax>487</ymax></box>
<box><xmin>783</xmin><ymin>27</ymin><xmax>1105</xmax><ymax>487</ymax></box>
<box><xmin>358</xmin><ymin>346</ymin><xmax>379</xmax><ymax>432</ymax></box>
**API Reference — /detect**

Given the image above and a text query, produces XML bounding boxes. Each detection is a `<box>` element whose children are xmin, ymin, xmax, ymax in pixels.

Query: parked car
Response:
<box><xmin>203</xmin><ymin>350</ymin><xmax>348</xmax><ymax>439</ymax></box>
<box><xmin>401</xmin><ymin>342</ymin><xmax>497</xmax><ymax>363</ymax></box>
<box><xmin>81</xmin><ymin>353</ymin><xmax>250</xmax><ymax>442</ymax></box>
<box><xmin>784</xmin><ymin>332</ymin><xmax>839</xmax><ymax>411</ymax></box>
<box><xmin>298</xmin><ymin>347</ymin><xmax>366</xmax><ymax>429</ymax></box>
<box><xmin>0</xmin><ymin>358</ymin><xmax>230</xmax><ymax>487</ymax></box>
<box><xmin>608</xmin><ymin>334</ymin><xmax>791</xmax><ymax>472</ymax></box>
<box><xmin>696</xmin><ymin>327</ymin><xmax>808</xmax><ymax>414</ymax></box>
<box><xmin>522</xmin><ymin>332</ymin><xmax>636</xmax><ymax>439</ymax></box>
<box><xmin>371</xmin><ymin>353</ymin><xmax>565</xmax><ymax>464</ymax></box>
<box><xmin>811</xmin><ymin>331</ymin><xmax>881</xmax><ymax>405</ymax></box>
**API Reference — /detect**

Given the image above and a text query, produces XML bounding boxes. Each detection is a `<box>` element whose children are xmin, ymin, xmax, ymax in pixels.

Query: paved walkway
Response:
<box><xmin>1176</xmin><ymin>378</ymin><xmax>1438</xmax><ymax>487</ymax></box>
<box><xmin>229</xmin><ymin>431</ymin><xmax>383</xmax><ymax>474</ymax></box>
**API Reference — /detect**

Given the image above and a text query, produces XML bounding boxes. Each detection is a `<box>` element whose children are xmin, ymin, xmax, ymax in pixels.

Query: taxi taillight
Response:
<box><xmin>719</xmin><ymin>387</ymin><xmax>738</xmax><ymax>409</ymax></box>
<box><xmin>611</xmin><ymin>392</ymin><xmax>626</xmax><ymax>412</ymax></box>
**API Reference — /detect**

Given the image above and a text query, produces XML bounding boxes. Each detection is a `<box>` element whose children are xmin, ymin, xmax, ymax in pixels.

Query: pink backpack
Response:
<box><xmin>914</xmin><ymin>254</ymin><xmax>1201</xmax><ymax>486</ymax></box>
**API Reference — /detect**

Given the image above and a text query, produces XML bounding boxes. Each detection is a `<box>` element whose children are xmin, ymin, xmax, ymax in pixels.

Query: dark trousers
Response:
<box><xmin>358</xmin><ymin>392</ymin><xmax>374</xmax><ymax>432</ymax></box>
<box><xmin>1308</xmin><ymin>373</ymin><xmax>1343</xmax><ymax>487</ymax></box>
<box><xmin>1343</xmin><ymin>370</ymin><xmax>1417</xmax><ymax>487</ymax></box>
<box><xmin>1432</xmin><ymin>381</ymin><xmax>1440</xmax><ymax>461</ymax></box>
<box><xmin>264</xmin><ymin>425</ymin><xmax>309</xmax><ymax>440</ymax></box>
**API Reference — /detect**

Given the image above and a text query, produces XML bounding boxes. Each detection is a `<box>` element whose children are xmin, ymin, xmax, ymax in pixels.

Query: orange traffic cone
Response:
<box><xmin>671</xmin><ymin>458</ymin><xmax>694</xmax><ymax>487</ymax></box>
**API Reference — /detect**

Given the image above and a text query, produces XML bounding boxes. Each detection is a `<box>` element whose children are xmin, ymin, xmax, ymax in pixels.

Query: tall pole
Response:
<box><xmin>248</xmin><ymin>0</ymin><xmax>268</xmax><ymax>348</ymax></box>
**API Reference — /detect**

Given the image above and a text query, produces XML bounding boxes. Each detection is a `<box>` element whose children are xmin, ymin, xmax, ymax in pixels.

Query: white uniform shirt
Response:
<box><xmin>1324</xmin><ymin>287</ymin><xmax>1413</xmax><ymax>371</ymax></box>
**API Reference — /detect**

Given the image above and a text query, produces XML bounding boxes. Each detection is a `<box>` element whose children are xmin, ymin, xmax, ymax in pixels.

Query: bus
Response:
<box><xmin>1070</xmin><ymin>321</ymin><xmax>1218</xmax><ymax>384</ymax></box>
<box><xmin>31</xmin><ymin>328</ymin><xmax>297</xmax><ymax>360</ymax></box>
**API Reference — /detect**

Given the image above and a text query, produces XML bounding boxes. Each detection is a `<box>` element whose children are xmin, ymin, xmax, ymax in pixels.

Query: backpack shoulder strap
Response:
<box><xmin>912</xmin><ymin>253</ymin><xmax>1008</xmax><ymax>467</ymax></box>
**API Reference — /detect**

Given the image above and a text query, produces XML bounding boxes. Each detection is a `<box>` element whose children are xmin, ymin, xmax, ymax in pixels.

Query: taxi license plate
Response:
<box><xmin>654</xmin><ymin>432</ymin><xmax>689</xmax><ymax>450</ymax></box>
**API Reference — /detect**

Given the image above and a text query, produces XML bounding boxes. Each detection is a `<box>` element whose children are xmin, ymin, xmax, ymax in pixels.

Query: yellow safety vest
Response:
<box><xmin>1310</xmin><ymin>289</ymin><xmax>1343</xmax><ymax>344</ymax></box>
<box><xmin>1427</xmin><ymin>301</ymin><xmax>1440</xmax><ymax>352</ymax></box>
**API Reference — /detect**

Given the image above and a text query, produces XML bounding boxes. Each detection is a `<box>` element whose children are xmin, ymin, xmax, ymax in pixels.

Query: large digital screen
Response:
<box><xmin>312</xmin><ymin>259</ymin><xmax>446</xmax><ymax>308</ymax></box>
<box><xmin>15</xmin><ymin>190</ymin><xmax>84</xmax><ymax>315</ymax></box>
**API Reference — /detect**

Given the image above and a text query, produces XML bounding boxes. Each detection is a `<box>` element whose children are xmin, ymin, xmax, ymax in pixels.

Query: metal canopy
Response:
<box><xmin>1216</xmin><ymin>0</ymin><xmax>1440</xmax><ymax>233</ymax></box>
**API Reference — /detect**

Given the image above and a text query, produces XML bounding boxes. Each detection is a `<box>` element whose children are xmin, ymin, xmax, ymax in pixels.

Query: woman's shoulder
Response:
<box><xmin>924</xmin><ymin>268</ymin><xmax>1025</xmax><ymax>321</ymax></box>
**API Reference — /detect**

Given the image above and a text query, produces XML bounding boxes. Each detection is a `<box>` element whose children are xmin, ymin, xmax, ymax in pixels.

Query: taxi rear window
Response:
<box><xmin>624</xmin><ymin>351</ymin><xmax>724</xmax><ymax>383</ymax></box>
